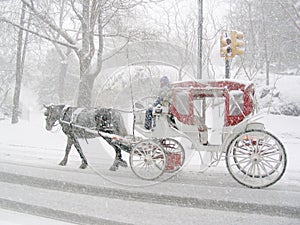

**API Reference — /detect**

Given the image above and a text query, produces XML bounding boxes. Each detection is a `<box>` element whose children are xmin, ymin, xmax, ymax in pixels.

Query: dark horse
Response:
<box><xmin>44</xmin><ymin>104</ymin><xmax>128</xmax><ymax>170</ymax></box>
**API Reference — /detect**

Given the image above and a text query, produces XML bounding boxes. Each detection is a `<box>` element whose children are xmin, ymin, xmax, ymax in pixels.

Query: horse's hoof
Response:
<box><xmin>59</xmin><ymin>162</ymin><xmax>66</xmax><ymax>166</ymax></box>
<box><xmin>79</xmin><ymin>163</ymin><xmax>88</xmax><ymax>169</ymax></box>
<box><xmin>109</xmin><ymin>165</ymin><xmax>118</xmax><ymax>171</ymax></box>
<box><xmin>118</xmin><ymin>160</ymin><xmax>128</xmax><ymax>168</ymax></box>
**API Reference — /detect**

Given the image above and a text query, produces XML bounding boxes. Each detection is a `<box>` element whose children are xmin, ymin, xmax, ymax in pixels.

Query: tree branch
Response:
<box><xmin>278</xmin><ymin>0</ymin><xmax>300</xmax><ymax>32</ymax></box>
<box><xmin>0</xmin><ymin>17</ymin><xmax>78</xmax><ymax>49</ymax></box>
<box><xmin>21</xmin><ymin>0</ymin><xmax>78</xmax><ymax>46</ymax></box>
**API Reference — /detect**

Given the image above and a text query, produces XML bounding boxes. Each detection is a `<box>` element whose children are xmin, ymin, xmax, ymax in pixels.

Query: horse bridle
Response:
<box><xmin>45</xmin><ymin>105</ymin><xmax>61</xmax><ymax>129</ymax></box>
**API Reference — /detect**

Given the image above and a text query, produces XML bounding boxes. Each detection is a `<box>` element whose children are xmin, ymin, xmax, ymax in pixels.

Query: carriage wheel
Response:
<box><xmin>226</xmin><ymin>130</ymin><xmax>287</xmax><ymax>189</ymax></box>
<box><xmin>130</xmin><ymin>140</ymin><xmax>167</xmax><ymax>180</ymax></box>
<box><xmin>160</xmin><ymin>138</ymin><xmax>185</xmax><ymax>173</ymax></box>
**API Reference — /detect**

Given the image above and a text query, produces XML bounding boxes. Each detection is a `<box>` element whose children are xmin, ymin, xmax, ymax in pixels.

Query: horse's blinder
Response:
<box><xmin>44</xmin><ymin>105</ymin><xmax>60</xmax><ymax>130</ymax></box>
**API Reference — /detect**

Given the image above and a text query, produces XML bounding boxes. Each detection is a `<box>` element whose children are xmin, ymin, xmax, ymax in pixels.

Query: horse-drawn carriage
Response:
<box><xmin>44</xmin><ymin>79</ymin><xmax>287</xmax><ymax>189</ymax></box>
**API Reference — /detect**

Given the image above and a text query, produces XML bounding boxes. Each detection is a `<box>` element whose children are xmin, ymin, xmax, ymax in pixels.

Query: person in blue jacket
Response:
<box><xmin>144</xmin><ymin>76</ymin><xmax>170</xmax><ymax>130</ymax></box>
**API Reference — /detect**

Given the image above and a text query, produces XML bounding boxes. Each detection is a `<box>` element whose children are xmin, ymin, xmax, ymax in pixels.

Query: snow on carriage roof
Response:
<box><xmin>172</xmin><ymin>78</ymin><xmax>253</xmax><ymax>86</ymax></box>
<box><xmin>171</xmin><ymin>79</ymin><xmax>254</xmax><ymax>91</ymax></box>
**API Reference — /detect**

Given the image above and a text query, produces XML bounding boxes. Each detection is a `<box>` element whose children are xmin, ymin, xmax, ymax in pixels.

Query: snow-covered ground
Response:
<box><xmin>0</xmin><ymin>208</ymin><xmax>71</xmax><ymax>225</ymax></box>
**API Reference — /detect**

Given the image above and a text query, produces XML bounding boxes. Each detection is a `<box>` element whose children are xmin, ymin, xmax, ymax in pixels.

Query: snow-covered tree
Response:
<box><xmin>1</xmin><ymin>0</ymin><xmax>163</xmax><ymax>107</ymax></box>
<box><xmin>227</xmin><ymin>0</ymin><xmax>300</xmax><ymax>83</ymax></box>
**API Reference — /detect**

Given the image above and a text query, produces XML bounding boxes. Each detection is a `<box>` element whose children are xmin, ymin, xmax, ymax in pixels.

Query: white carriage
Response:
<box><xmin>119</xmin><ymin>79</ymin><xmax>286</xmax><ymax>189</ymax></box>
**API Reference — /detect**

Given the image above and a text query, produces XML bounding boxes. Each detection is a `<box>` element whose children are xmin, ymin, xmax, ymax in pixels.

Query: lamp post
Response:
<box><xmin>197</xmin><ymin>0</ymin><xmax>203</xmax><ymax>80</ymax></box>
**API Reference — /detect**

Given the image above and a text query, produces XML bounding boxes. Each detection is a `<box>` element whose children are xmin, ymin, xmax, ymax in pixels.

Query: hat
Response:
<box><xmin>160</xmin><ymin>76</ymin><xmax>169</xmax><ymax>87</ymax></box>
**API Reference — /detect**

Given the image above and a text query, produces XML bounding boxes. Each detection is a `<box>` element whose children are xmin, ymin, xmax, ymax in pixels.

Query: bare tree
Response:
<box><xmin>278</xmin><ymin>0</ymin><xmax>300</xmax><ymax>32</ymax></box>
<box><xmin>11</xmin><ymin>2</ymin><xmax>31</xmax><ymax>124</ymax></box>
<box><xmin>12</xmin><ymin>0</ymin><xmax>159</xmax><ymax>107</ymax></box>
<box><xmin>46</xmin><ymin>0</ymin><xmax>74</xmax><ymax>104</ymax></box>
<box><xmin>0</xmin><ymin>71</ymin><xmax>12</xmax><ymax>113</ymax></box>
<box><xmin>228</xmin><ymin>0</ymin><xmax>300</xmax><ymax>80</ymax></box>
<box><xmin>278</xmin><ymin>0</ymin><xmax>300</xmax><ymax>74</ymax></box>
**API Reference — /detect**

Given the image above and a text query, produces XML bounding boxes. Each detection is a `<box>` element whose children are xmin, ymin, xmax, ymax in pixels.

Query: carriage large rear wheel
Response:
<box><xmin>226</xmin><ymin>130</ymin><xmax>287</xmax><ymax>189</ymax></box>
<box><xmin>130</xmin><ymin>139</ymin><xmax>167</xmax><ymax>180</ymax></box>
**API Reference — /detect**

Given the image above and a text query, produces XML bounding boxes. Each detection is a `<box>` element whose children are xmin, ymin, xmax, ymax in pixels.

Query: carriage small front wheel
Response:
<box><xmin>130</xmin><ymin>139</ymin><xmax>167</xmax><ymax>180</ymax></box>
<box><xmin>226</xmin><ymin>129</ymin><xmax>287</xmax><ymax>189</ymax></box>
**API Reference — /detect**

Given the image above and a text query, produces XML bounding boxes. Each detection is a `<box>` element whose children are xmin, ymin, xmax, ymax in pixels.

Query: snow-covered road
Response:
<box><xmin>0</xmin><ymin>162</ymin><xmax>299</xmax><ymax>225</ymax></box>
<box><xmin>0</xmin><ymin>208</ymin><xmax>72</xmax><ymax>225</ymax></box>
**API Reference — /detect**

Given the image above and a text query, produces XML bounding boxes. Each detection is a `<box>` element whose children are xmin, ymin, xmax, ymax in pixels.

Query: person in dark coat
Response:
<box><xmin>144</xmin><ymin>76</ymin><xmax>171</xmax><ymax>130</ymax></box>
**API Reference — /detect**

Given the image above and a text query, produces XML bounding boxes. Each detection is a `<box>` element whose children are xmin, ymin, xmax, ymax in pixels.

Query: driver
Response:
<box><xmin>144</xmin><ymin>76</ymin><xmax>171</xmax><ymax>130</ymax></box>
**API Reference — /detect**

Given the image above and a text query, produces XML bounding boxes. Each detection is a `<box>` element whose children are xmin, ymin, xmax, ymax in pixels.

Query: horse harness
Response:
<box><xmin>60</xmin><ymin>106</ymin><xmax>120</xmax><ymax>136</ymax></box>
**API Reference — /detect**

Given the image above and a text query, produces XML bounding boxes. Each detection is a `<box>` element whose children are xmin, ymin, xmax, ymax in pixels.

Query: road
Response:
<box><xmin>0</xmin><ymin>139</ymin><xmax>299</xmax><ymax>225</ymax></box>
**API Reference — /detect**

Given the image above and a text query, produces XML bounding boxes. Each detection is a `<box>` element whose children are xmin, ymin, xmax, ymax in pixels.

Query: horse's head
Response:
<box><xmin>44</xmin><ymin>104</ymin><xmax>63</xmax><ymax>131</ymax></box>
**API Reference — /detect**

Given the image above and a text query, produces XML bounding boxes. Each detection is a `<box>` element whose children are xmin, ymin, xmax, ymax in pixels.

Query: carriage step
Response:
<box><xmin>196</xmin><ymin>144</ymin><xmax>220</xmax><ymax>152</ymax></box>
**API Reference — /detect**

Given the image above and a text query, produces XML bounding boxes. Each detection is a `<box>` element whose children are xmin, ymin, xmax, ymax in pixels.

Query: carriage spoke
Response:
<box><xmin>241</xmin><ymin>164</ymin><xmax>254</xmax><ymax>181</ymax></box>
<box><xmin>258</xmin><ymin>135</ymin><xmax>271</xmax><ymax>150</ymax></box>
<box><xmin>261</xmin><ymin>144</ymin><xmax>278</xmax><ymax>153</ymax></box>
<box><xmin>260</xmin><ymin>149</ymin><xmax>278</xmax><ymax>158</ymax></box>
<box><xmin>258</xmin><ymin>162</ymin><xmax>276</xmax><ymax>181</ymax></box>
<box><xmin>260</xmin><ymin>161</ymin><xmax>280</xmax><ymax>176</ymax></box>
<box><xmin>263</xmin><ymin>156</ymin><xmax>281</xmax><ymax>164</ymax></box>
<box><xmin>132</xmin><ymin>160</ymin><xmax>146</xmax><ymax>167</ymax></box>
<box><xmin>230</xmin><ymin>157</ymin><xmax>250</xmax><ymax>168</ymax></box>
<box><xmin>235</xmin><ymin>160</ymin><xmax>252</xmax><ymax>176</ymax></box>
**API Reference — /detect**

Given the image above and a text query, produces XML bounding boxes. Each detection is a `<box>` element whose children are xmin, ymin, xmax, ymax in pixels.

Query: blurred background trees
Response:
<box><xmin>0</xmin><ymin>0</ymin><xmax>299</xmax><ymax>121</ymax></box>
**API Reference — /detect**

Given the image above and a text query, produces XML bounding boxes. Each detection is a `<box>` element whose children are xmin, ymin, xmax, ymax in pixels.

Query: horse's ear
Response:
<box><xmin>94</xmin><ymin>110</ymin><xmax>100</xmax><ymax>121</ymax></box>
<box><xmin>43</xmin><ymin>104</ymin><xmax>50</xmax><ymax>116</ymax></box>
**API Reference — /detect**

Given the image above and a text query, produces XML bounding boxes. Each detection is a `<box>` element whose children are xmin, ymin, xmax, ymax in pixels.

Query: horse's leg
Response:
<box><xmin>72</xmin><ymin>137</ymin><xmax>88</xmax><ymax>169</ymax></box>
<box><xmin>116</xmin><ymin>147</ymin><xmax>128</xmax><ymax>168</ymax></box>
<box><xmin>109</xmin><ymin>144</ymin><xmax>127</xmax><ymax>171</ymax></box>
<box><xmin>59</xmin><ymin>137</ymin><xmax>73</xmax><ymax>166</ymax></box>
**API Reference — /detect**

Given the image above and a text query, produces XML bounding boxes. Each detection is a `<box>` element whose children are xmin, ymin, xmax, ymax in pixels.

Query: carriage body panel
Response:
<box><xmin>170</xmin><ymin>80</ymin><xmax>255</xmax><ymax>127</ymax></box>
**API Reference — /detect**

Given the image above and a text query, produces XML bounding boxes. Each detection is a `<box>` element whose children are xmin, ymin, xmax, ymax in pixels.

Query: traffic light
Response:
<box><xmin>231</xmin><ymin>31</ymin><xmax>244</xmax><ymax>56</ymax></box>
<box><xmin>220</xmin><ymin>31</ymin><xmax>233</xmax><ymax>60</ymax></box>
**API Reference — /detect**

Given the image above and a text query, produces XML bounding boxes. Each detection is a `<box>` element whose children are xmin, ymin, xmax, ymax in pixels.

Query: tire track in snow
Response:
<box><xmin>0</xmin><ymin>171</ymin><xmax>299</xmax><ymax>219</ymax></box>
<box><xmin>0</xmin><ymin>198</ymin><xmax>129</xmax><ymax>225</ymax></box>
